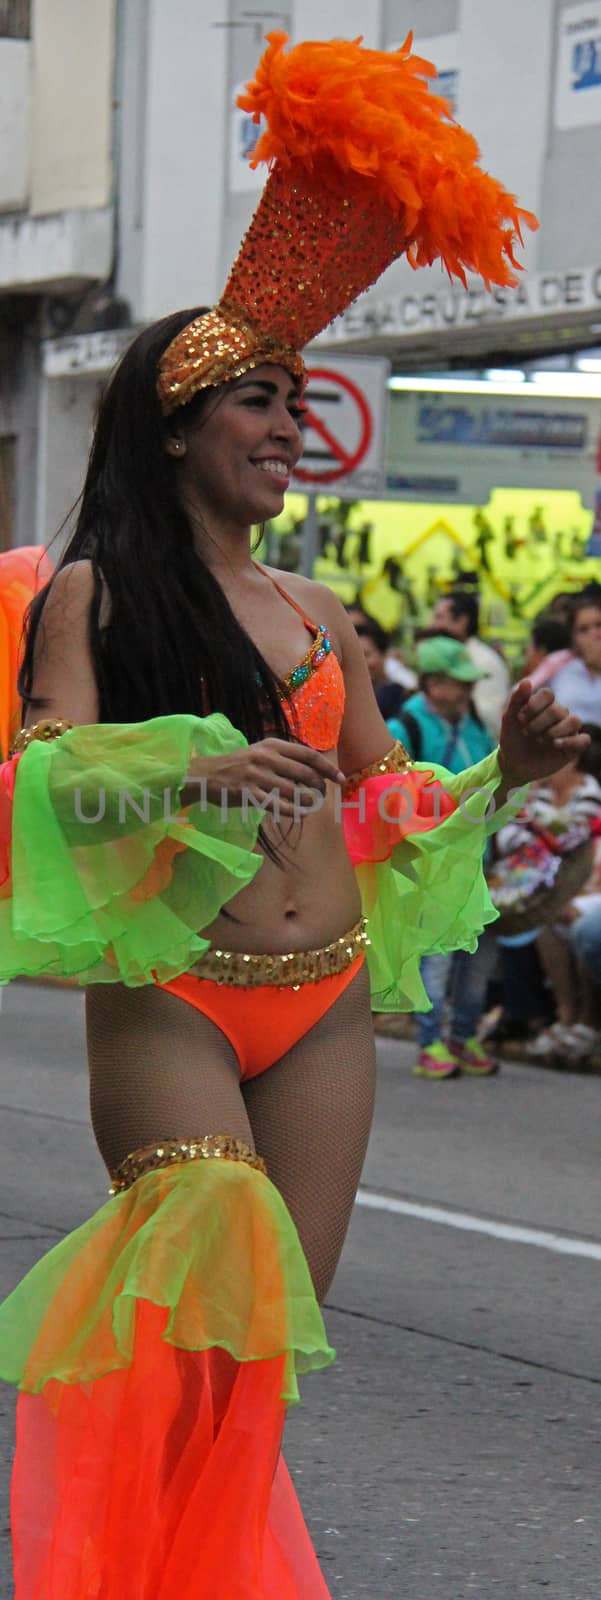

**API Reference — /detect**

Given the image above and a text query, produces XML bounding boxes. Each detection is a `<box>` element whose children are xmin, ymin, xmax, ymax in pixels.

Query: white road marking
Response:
<box><xmin>356</xmin><ymin>1189</ymin><xmax>601</xmax><ymax>1261</ymax></box>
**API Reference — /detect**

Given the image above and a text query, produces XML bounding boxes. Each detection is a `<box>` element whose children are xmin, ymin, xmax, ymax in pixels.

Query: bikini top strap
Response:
<box><xmin>252</xmin><ymin>561</ymin><xmax>318</xmax><ymax>633</ymax></box>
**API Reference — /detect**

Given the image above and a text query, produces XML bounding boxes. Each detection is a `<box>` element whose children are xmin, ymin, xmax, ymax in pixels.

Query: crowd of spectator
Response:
<box><xmin>349</xmin><ymin>581</ymin><xmax>601</xmax><ymax>1077</ymax></box>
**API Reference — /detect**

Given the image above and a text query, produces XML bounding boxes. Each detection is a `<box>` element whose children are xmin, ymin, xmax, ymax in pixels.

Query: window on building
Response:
<box><xmin>0</xmin><ymin>1</ymin><xmax>31</xmax><ymax>39</ymax></box>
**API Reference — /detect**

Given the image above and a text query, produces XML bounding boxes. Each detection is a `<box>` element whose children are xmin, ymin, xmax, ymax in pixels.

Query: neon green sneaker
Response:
<box><xmin>448</xmin><ymin>1036</ymin><xmax>498</xmax><ymax>1076</ymax></box>
<box><xmin>414</xmin><ymin>1041</ymin><xmax>461</xmax><ymax>1079</ymax></box>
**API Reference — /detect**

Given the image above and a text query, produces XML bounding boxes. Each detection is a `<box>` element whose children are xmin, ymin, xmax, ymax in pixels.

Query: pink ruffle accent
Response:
<box><xmin>343</xmin><ymin>769</ymin><xmax>457</xmax><ymax>866</ymax></box>
<box><xmin>0</xmin><ymin>754</ymin><xmax>19</xmax><ymax>892</ymax></box>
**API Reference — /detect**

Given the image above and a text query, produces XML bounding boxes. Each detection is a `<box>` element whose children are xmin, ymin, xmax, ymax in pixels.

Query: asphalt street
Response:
<box><xmin>1</xmin><ymin>983</ymin><xmax>599</xmax><ymax>1599</ymax></box>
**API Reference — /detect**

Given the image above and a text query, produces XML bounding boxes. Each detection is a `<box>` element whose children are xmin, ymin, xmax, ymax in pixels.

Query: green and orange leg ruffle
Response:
<box><xmin>0</xmin><ymin>1146</ymin><xmax>335</xmax><ymax>1599</ymax></box>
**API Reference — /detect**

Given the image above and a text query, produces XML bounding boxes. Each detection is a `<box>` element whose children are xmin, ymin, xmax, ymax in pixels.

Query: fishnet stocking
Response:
<box><xmin>85</xmin><ymin>960</ymin><xmax>376</xmax><ymax>1302</ymax></box>
<box><xmin>86</xmin><ymin>985</ymin><xmax>253</xmax><ymax>1176</ymax></box>
<box><xmin>242</xmin><ymin>962</ymin><xmax>375</xmax><ymax>1301</ymax></box>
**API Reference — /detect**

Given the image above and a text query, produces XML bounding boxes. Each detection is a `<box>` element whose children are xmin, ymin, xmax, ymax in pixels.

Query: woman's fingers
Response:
<box><xmin>264</xmin><ymin>740</ymin><xmax>344</xmax><ymax>785</ymax></box>
<box><xmin>518</xmin><ymin>691</ymin><xmax>581</xmax><ymax>741</ymax></box>
<box><xmin>552</xmin><ymin>731</ymin><xmax>591</xmax><ymax>753</ymax></box>
<box><xmin>545</xmin><ymin>713</ymin><xmax>584</xmax><ymax>741</ymax></box>
<box><xmin>250</xmin><ymin>758</ymin><xmax>327</xmax><ymax>796</ymax></box>
<box><xmin>251</xmin><ymin>742</ymin><xmax>344</xmax><ymax>793</ymax></box>
<box><xmin>515</xmin><ymin>685</ymin><xmax>553</xmax><ymax>725</ymax></box>
<box><xmin>526</xmin><ymin>704</ymin><xmax>571</xmax><ymax>739</ymax></box>
<box><xmin>202</xmin><ymin>740</ymin><xmax>344</xmax><ymax>811</ymax></box>
<box><xmin>509</xmin><ymin>678</ymin><xmax>533</xmax><ymax>712</ymax></box>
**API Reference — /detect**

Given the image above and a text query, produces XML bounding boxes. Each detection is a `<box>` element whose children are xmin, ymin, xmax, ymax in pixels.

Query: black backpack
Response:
<box><xmin>374</xmin><ymin>683</ymin><xmax>423</xmax><ymax>759</ymax></box>
<box><xmin>395</xmin><ymin>709</ymin><xmax>422</xmax><ymax>761</ymax></box>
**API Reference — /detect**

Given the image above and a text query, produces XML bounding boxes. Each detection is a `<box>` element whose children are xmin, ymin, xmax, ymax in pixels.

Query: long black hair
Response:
<box><xmin>19</xmin><ymin>308</ymin><xmax>292</xmax><ymax>742</ymax></box>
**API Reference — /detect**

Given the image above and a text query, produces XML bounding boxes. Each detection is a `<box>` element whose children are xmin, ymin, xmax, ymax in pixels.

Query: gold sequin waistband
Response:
<box><xmin>190</xmin><ymin>916</ymin><xmax>369</xmax><ymax>988</ymax></box>
<box><xmin>109</xmin><ymin>1133</ymin><xmax>266</xmax><ymax>1195</ymax></box>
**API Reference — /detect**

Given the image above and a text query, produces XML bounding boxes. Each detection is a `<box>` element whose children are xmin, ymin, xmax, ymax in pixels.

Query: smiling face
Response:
<box><xmin>167</xmin><ymin>364</ymin><xmax>304</xmax><ymax>530</ymax></box>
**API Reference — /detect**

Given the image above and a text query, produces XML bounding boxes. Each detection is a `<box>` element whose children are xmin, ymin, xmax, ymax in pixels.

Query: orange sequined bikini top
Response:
<box><xmin>255</xmin><ymin>565</ymin><xmax>345</xmax><ymax>752</ymax></box>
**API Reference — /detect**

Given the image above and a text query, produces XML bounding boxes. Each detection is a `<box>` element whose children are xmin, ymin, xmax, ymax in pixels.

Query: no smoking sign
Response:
<box><xmin>291</xmin><ymin>357</ymin><xmax>390</xmax><ymax>500</ymax></box>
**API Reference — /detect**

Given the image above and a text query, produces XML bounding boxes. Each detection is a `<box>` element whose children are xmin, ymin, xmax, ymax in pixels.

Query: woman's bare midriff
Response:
<box><xmin>201</xmin><ymin>771</ymin><xmax>361</xmax><ymax>955</ymax></box>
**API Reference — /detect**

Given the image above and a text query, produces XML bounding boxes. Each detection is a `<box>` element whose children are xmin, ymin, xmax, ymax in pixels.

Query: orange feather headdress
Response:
<box><xmin>157</xmin><ymin>31</ymin><xmax>537</xmax><ymax>415</ymax></box>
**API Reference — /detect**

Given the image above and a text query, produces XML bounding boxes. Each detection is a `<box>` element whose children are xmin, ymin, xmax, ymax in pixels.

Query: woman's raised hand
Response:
<box><xmin>187</xmin><ymin>738</ymin><xmax>345</xmax><ymax>819</ymax></box>
<box><xmin>498</xmin><ymin>681</ymin><xmax>590</xmax><ymax>786</ymax></box>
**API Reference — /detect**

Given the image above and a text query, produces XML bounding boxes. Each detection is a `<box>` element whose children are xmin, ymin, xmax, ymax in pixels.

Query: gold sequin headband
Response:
<box><xmin>157</xmin><ymin>31</ymin><xmax>537</xmax><ymax>416</ymax></box>
<box><xmin>159</xmin><ymin>306</ymin><xmax>305</xmax><ymax>416</ymax></box>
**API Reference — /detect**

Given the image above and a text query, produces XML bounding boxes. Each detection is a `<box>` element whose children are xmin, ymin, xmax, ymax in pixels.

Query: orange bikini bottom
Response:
<box><xmin>156</xmin><ymin>926</ymin><xmax>367</xmax><ymax>1081</ymax></box>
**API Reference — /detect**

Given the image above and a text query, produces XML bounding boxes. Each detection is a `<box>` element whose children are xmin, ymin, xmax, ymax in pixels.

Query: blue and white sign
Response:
<box><xmin>389</xmin><ymin>32</ymin><xmax>460</xmax><ymax>118</ymax></box>
<box><xmin>229</xmin><ymin>82</ymin><xmax>264</xmax><ymax>195</ymax></box>
<box><xmin>555</xmin><ymin>3</ymin><xmax>601</xmax><ymax>129</ymax></box>
<box><xmin>416</xmin><ymin>404</ymin><xmax>588</xmax><ymax>452</ymax></box>
<box><xmin>386</xmin><ymin>390</ymin><xmax>601</xmax><ymax>504</ymax></box>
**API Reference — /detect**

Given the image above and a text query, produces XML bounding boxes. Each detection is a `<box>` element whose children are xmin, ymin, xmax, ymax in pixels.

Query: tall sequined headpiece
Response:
<box><xmin>157</xmin><ymin>31</ymin><xmax>537</xmax><ymax>415</ymax></box>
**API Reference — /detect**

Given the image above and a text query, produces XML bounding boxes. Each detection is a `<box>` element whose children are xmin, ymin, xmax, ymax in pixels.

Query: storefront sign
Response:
<box><xmin>42</xmin><ymin>329</ymin><xmax>133</xmax><ymax>377</ymax></box>
<box><xmin>318</xmin><ymin>264</ymin><xmax>601</xmax><ymax>344</ymax></box>
<box><xmin>555</xmin><ymin>2</ymin><xmax>601</xmax><ymax>130</ymax></box>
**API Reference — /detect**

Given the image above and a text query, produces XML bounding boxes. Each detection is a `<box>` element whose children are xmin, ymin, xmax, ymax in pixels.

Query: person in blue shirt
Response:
<box><xmin>387</xmin><ymin>634</ymin><xmax>494</xmax><ymax>772</ymax></box>
<box><xmin>551</xmin><ymin>596</ymin><xmax>601</xmax><ymax>724</ymax></box>
<box><xmin>387</xmin><ymin>634</ymin><xmax>499</xmax><ymax>1080</ymax></box>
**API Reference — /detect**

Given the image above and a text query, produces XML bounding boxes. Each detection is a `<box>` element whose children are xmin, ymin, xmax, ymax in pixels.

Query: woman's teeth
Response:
<box><xmin>255</xmin><ymin>460</ymin><xmax>288</xmax><ymax>477</ymax></box>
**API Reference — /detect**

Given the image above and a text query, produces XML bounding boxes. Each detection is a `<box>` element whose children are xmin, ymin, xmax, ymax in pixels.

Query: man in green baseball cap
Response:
<box><xmin>416</xmin><ymin>633</ymin><xmax>488</xmax><ymax>681</ymax></box>
<box><xmin>385</xmin><ymin>632</ymin><xmax>498</xmax><ymax>1081</ymax></box>
<box><xmin>387</xmin><ymin>634</ymin><xmax>492</xmax><ymax>771</ymax></box>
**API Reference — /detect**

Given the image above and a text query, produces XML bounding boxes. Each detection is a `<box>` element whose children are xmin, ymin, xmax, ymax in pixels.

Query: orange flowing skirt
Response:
<box><xmin>1</xmin><ymin>1160</ymin><xmax>335</xmax><ymax>1598</ymax></box>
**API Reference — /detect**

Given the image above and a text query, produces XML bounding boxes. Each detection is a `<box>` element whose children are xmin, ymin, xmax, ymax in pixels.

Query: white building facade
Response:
<box><xmin>2</xmin><ymin>0</ymin><xmax>601</xmax><ymax>549</ymax></box>
<box><xmin>0</xmin><ymin>0</ymin><xmax>115</xmax><ymax>547</ymax></box>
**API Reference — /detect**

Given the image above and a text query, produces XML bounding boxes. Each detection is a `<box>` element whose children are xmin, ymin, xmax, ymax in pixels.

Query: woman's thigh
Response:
<box><xmin>86</xmin><ymin>984</ymin><xmax>253</xmax><ymax>1176</ymax></box>
<box><xmin>241</xmin><ymin>960</ymin><xmax>376</xmax><ymax>1302</ymax></box>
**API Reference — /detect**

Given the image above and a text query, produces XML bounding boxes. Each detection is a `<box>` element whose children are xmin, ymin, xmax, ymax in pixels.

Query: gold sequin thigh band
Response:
<box><xmin>109</xmin><ymin>1133</ymin><xmax>266</xmax><ymax>1194</ymax></box>
<box><xmin>189</xmin><ymin>915</ymin><xmax>369</xmax><ymax>988</ymax></box>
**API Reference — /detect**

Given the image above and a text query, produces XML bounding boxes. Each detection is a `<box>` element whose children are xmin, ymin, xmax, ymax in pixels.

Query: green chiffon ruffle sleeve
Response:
<box><xmin>0</xmin><ymin>714</ymin><xmax>264</xmax><ymax>986</ymax></box>
<box><xmin>355</xmin><ymin>751</ymin><xmax>528</xmax><ymax>1012</ymax></box>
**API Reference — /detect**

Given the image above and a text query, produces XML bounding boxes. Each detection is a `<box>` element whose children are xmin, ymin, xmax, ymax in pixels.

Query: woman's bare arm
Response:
<box><xmin>23</xmin><ymin>561</ymin><xmax>101</xmax><ymax>729</ymax></box>
<box><xmin>325</xmin><ymin>596</ymin><xmax>399</xmax><ymax>775</ymax></box>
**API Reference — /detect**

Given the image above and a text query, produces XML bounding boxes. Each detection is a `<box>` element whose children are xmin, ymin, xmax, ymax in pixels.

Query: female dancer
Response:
<box><xmin>0</xmin><ymin>29</ymin><xmax>588</xmax><ymax>1600</ymax></box>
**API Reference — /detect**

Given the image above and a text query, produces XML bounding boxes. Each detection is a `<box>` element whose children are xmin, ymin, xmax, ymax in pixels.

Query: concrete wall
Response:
<box><xmin>539</xmin><ymin>0</ymin><xmax>601</xmax><ymax>271</ymax></box>
<box><xmin>117</xmin><ymin>0</ymin><xmax>229</xmax><ymax>321</ymax></box>
<box><xmin>0</xmin><ymin>2</ymin><xmax>115</xmax><ymax>294</ymax></box>
<box><xmin>0</xmin><ymin>4</ymin><xmax>116</xmax><ymax>219</ymax></box>
<box><xmin>0</xmin><ymin>40</ymin><xmax>30</xmax><ymax>211</ymax></box>
<box><xmin>294</xmin><ymin>0</ymin><xmax>381</xmax><ymax>44</ymax></box>
<box><xmin>36</xmin><ymin>374</ymin><xmax>99</xmax><ymax>551</ymax></box>
<box><xmin>459</xmin><ymin>0</ymin><xmax>552</xmax><ymax>276</ymax></box>
<box><xmin>0</xmin><ymin>311</ymin><xmax>42</xmax><ymax>550</ymax></box>
<box><xmin>30</xmin><ymin>0</ymin><xmax>116</xmax><ymax>215</ymax></box>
